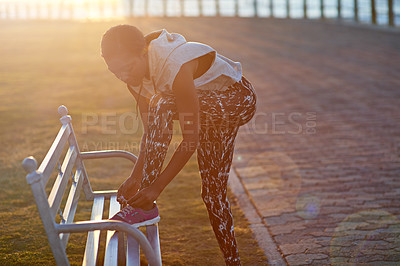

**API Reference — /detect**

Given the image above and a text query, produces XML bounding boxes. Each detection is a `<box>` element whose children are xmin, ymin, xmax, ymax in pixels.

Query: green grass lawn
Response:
<box><xmin>0</xmin><ymin>19</ymin><xmax>267</xmax><ymax>265</ymax></box>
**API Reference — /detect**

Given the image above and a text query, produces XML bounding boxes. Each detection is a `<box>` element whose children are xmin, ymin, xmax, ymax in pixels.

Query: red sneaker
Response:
<box><xmin>110</xmin><ymin>204</ymin><xmax>160</xmax><ymax>227</ymax></box>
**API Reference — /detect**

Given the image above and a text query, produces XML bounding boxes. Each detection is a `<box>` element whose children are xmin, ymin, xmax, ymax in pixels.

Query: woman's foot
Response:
<box><xmin>110</xmin><ymin>204</ymin><xmax>160</xmax><ymax>227</ymax></box>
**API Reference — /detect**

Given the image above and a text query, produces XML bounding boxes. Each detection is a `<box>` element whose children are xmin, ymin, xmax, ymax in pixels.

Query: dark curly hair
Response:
<box><xmin>101</xmin><ymin>24</ymin><xmax>146</xmax><ymax>60</ymax></box>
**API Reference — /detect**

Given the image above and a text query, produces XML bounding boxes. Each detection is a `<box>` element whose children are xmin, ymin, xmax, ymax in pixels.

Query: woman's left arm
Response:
<box><xmin>128</xmin><ymin>59</ymin><xmax>200</xmax><ymax>208</ymax></box>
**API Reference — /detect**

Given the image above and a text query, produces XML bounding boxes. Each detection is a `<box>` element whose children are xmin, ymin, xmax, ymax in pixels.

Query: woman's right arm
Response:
<box><xmin>117</xmin><ymin>86</ymin><xmax>150</xmax><ymax>203</ymax></box>
<box><xmin>129</xmin><ymin>88</ymin><xmax>150</xmax><ymax>180</ymax></box>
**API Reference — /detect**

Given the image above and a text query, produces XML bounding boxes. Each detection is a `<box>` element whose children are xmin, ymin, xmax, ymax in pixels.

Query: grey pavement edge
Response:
<box><xmin>229</xmin><ymin>166</ymin><xmax>287</xmax><ymax>266</ymax></box>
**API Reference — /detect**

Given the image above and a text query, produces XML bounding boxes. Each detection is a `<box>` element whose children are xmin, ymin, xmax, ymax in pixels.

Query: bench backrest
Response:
<box><xmin>23</xmin><ymin>105</ymin><xmax>95</xmax><ymax>264</ymax></box>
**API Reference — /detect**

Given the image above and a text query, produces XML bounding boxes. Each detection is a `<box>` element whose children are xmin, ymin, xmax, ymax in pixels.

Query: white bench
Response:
<box><xmin>22</xmin><ymin>105</ymin><xmax>162</xmax><ymax>266</ymax></box>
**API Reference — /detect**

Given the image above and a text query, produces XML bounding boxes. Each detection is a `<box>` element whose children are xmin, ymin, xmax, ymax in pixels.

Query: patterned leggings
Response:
<box><xmin>139</xmin><ymin>76</ymin><xmax>257</xmax><ymax>265</ymax></box>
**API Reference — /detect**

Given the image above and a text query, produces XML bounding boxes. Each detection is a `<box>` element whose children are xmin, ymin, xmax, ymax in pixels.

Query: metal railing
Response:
<box><xmin>0</xmin><ymin>0</ymin><xmax>399</xmax><ymax>27</ymax></box>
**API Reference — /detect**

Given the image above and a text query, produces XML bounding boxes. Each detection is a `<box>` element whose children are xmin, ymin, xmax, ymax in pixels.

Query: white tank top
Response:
<box><xmin>129</xmin><ymin>29</ymin><xmax>242</xmax><ymax>101</ymax></box>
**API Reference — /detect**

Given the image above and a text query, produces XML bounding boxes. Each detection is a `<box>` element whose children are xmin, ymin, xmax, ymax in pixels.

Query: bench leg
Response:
<box><xmin>127</xmin><ymin>234</ymin><xmax>140</xmax><ymax>266</ymax></box>
<box><xmin>105</xmin><ymin>231</ymin><xmax>119</xmax><ymax>266</ymax></box>
<box><xmin>146</xmin><ymin>224</ymin><xmax>161</xmax><ymax>265</ymax></box>
<box><xmin>105</xmin><ymin>196</ymin><xmax>121</xmax><ymax>266</ymax></box>
<box><xmin>118</xmin><ymin>233</ymin><xmax>126</xmax><ymax>266</ymax></box>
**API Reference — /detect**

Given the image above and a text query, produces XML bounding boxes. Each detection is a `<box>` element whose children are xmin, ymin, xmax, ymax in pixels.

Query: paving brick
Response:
<box><xmin>285</xmin><ymin>253</ymin><xmax>328</xmax><ymax>266</ymax></box>
<box><xmin>273</xmin><ymin>232</ymin><xmax>314</xmax><ymax>244</ymax></box>
<box><xmin>310</xmin><ymin>258</ymin><xmax>331</xmax><ymax>265</ymax></box>
<box><xmin>269</xmin><ymin>221</ymin><xmax>307</xmax><ymax>236</ymax></box>
<box><xmin>280</xmin><ymin>240</ymin><xmax>322</xmax><ymax>255</ymax></box>
<box><xmin>264</xmin><ymin>213</ymin><xmax>302</xmax><ymax>226</ymax></box>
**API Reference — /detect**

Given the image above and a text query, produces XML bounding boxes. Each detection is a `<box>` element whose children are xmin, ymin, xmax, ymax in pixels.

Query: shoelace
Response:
<box><xmin>118</xmin><ymin>206</ymin><xmax>135</xmax><ymax>218</ymax></box>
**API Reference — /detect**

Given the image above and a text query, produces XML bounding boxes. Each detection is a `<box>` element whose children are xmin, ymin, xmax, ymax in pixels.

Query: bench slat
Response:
<box><xmin>104</xmin><ymin>196</ymin><xmax>120</xmax><ymax>266</ymax></box>
<box><xmin>38</xmin><ymin>124</ymin><xmax>71</xmax><ymax>185</ymax></box>
<box><xmin>83</xmin><ymin>196</ymin><xmax>105</xmax><ymax>266</ymax></box>
<box><xmin>48</xmin><ymin>146</ymin><xmax>78</xmax><ymax>218</ymax></box>
<box><xmin>59</xmin><ymin>169</ymin><xmax>83</xmax><ymax>247</ymax></box>
<box><xmin>92</xmin><ymin>190</ymin><xmax>119</xmax><ymax>199</ymax></box>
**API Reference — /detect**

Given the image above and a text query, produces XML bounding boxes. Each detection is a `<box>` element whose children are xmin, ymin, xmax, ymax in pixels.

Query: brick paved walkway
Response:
<box><xmin>136</xmin><ymin>17</ymin><xmax>400</xmax><ymax>265</ymax></box>
<box><xmin>225</xmin><ymin>19</ymin><xmax>400</xmax><ymax>265</ymax></box>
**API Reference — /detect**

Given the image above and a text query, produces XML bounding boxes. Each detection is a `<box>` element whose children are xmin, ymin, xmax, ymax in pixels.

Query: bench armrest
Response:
<box><xmin>56</xmin><ymin>220</ymin><xmax>161</xmax><ymax>266</ymax></box>
<box><xmin>80</xmin><ymin>151</ymin><xmax>137</xmax><ymax>200</ymax></box>
<box><xmin>92</xmin><ymin>190</ymin><xmax>118</xmax><ymax>199</ymax></box>
<box><xmin>80</xmin><ymin>150</ymin><xmax>137</xmax><ymax>163</ymax></box>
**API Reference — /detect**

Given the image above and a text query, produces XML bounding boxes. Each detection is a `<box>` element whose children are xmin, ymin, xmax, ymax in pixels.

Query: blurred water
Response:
<box><xmin>0</xmin><ymin>0</ymin><xmax>399</xmax><ymax>26</ymax></box>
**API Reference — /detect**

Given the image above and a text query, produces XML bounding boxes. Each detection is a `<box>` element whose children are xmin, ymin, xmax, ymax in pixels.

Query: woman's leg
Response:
<box><xmin>197</xmin><ymin>124</ymin><xmax>241</xmax><ymax>265</ymax></box>
<box><xmin>135</xmin><ymin>77</ymin><xmax>256</xmax><ymax>264</ymax></box>
<box><xmin>111</xmin><ymin>92</ymin><xmax>177</xmax><ymax>222</ymax></box>
<box><xmin>139</xmin><ymin>92</ymin><xmax>177</xmax><ymax>189</ymax></box>
<box><xmin>196</xmin><ymin>76</ymin><xmax>257</xmax><ymax>265</ymax></box>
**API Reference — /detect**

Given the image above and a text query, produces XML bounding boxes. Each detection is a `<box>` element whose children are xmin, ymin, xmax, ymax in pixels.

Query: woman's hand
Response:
<box><xmin>117</xmin><ymin>177</ymin><xmax>141</xmax><ymax>206</ymax></box>
<box><xmin>118</xmin><ymin>141</ymin><xmax>147</xmax><ymax>207</ymax></box>
<box><xmin>127</xmin><ymin>185</ymin><xmax>161</xmax><ymax>210</ymax></box>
